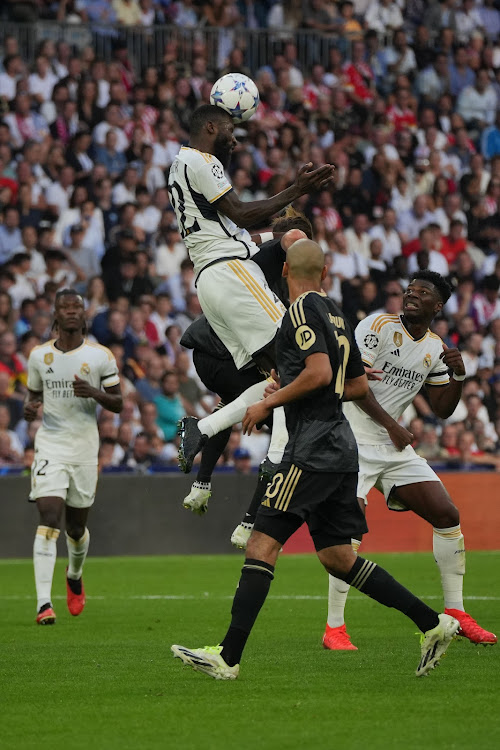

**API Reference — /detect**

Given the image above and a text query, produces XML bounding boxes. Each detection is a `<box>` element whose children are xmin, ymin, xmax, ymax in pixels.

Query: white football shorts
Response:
<box><xmin>197</xmin><ymin>258</ymin><xmax>286</xmax><ymax>370</ymax></box>
<box><xmin>356</xmin><ymin>443</ymin><xmax>440</xmax><ymax>511</ymax></box>
<box><xmin>30</xmin><ymin>455</ymin><xmax>98</xmax><ymax>508</ymax></box>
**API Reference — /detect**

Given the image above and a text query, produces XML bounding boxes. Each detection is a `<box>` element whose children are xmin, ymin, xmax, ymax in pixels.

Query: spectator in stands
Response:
<box><xmin>154</xmin><ymin>370</ymin><xmax>185</xmax><ymax>443</ymax></box>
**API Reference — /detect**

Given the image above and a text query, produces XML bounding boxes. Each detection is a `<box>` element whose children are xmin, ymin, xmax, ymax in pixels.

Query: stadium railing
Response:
<box><xmin>2</xmin><ymin>22</ymin><xmax>349</xmax><ymax>73</ymax></box>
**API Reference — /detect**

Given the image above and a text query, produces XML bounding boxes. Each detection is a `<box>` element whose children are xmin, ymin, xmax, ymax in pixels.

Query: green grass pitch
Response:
<box><xmin>2</xmin><ymin>552</ymin><xmax>499</xmax><ymax>750</ymax></box>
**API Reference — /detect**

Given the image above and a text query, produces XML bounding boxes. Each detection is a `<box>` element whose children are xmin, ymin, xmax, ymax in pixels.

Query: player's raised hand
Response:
<box><xmin>387</xmin><ymin>423</ymin><xmax>414</xmax><ymax>452</ymax></box>
<box><xmin>72</xmin><ymin>374</ymin><xmax>95</xmax><ymax>398</ymax></box>
<box><xmin>440</xmin><ymin>343</ymin><xmax>466</xmax><ymax>378</ymax></box>
<box><xmin>294</xmin><ymin>162</ymin><xmax>336</xmax><ymax>194</ymax></box>
<box><xmin>24</xmin><ymin>399</ymin><xmax>42</xmax><ymax>422</ymax></box>
<box><xmin>242</xmin><ymin>401</ymin><xmax>272</xmax><ymax>435</ymax></box>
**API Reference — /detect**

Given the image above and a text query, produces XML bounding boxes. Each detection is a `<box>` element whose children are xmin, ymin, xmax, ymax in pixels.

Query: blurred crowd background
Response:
<box><xmin>0</xmin><ymin>0</ymin><xmax>500</xmax><ymax>474</ymax></box>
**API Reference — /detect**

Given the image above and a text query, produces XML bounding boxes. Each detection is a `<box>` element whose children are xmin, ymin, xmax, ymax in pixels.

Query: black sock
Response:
<box><xmin>343</xmin><ymin>557</ymin><xmax>439</xmax><ymax>633</ymax></box>
<box><xmin>196</xmin><ymin>428</ymin><xmax>232</xmax><ymax>484</ymax></box>
<box><xmin>220</xmin><ymin>558</ymin><xmax>275</xmax><ymax>666</ymax></box>
<box><xmin>244</xmin><ymin>474</ymin><xmax>271</xmax><ymax>524</ymax></box>
<box><xmin>66</xmin><ymin>576</ymin><xmax>82</xmax><ymax>595</ymax></box>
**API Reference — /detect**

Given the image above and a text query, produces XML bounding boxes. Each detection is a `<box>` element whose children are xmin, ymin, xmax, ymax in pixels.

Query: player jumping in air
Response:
<box><xmin>168</xmin><ymin>104</ymin><xmax>334</xmax><ymax>478</ymax></box>
<box><xmin>171</xmin><ymin>240</ymin><xmax>460</xmax><ymax>679</ymax></box>
<box><xmin>25</xmin><ymin>289</ymin><xmax>122</xmax><ymax>625</ymax></box>
<box><xmin>323</xmin><ymin>270</ymin><xmax>497</xmax><ymax>650</ymax></box>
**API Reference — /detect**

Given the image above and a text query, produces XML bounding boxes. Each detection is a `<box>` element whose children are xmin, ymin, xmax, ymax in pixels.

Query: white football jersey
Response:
<box><xmin>167</xmin><ymin>146</ymin><xmax>259</xmax><ymax>276</ymax></box>
<box><xmin>28</xmin><ymin>339</ymin><xmax>120</xmax><ymax>464</ymax></box>
<box><xmin>343</xmin><ymin>313</ymin><xmax>449</xmax><ymax>444</ymax></box>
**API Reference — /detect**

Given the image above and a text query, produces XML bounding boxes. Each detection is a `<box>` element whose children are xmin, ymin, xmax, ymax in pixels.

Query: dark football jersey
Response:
<box><xmin>277</xmin><ymin>291</ymin><xmax>364</xmax><ymax>473</ymax></box>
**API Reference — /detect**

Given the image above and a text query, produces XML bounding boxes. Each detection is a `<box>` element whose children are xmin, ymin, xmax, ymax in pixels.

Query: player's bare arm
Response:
<box><xmin>343</xmin><ymin>374</ymin><xmax>370</xmax><ymax>402</ymax></box>
<box><xmin>72</xmin><ymin>376</ymin><xmax>123</xmax><ymax>414</ymax></box>
<box><xmin>217</xmin><ymin>163</ymin><xmax>335</xmax><ymax>229</ymax></box>
<box><xmin>24</xmin><ymin>389</ymin><xmax>43</xmax><ymax>422</ymax></box>
<box><xmin>242</xmin><ymin>351</ymin><xmax>333</xmax><ymax>434</ymax></box>
<box><xmin>355</xmin><ymin>388</ymin><xmax>414</xmax><ymax>451</ymax></box>
<box><xmin>425</xmin><ymin>344</ymin><xmax>465</xmax><ymax>419</ymax></box>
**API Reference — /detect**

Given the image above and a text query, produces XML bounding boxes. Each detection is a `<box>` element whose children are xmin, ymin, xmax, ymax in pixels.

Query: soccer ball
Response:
<box><xmin>210</xmin><ymin>73</ymin><xmax>260</xmax><ymax>122</ymax></box>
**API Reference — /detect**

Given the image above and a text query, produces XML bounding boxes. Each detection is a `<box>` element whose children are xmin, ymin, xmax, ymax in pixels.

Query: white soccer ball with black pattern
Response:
<box><xmin>210</xmin><ymin>73</ymin><xmax>260</xmax><ymax>122</ymax></box>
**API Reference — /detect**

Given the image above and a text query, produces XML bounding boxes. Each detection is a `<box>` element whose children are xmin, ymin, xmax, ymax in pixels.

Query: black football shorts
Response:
<box><xmin>254</xmin><ymin>464</ymin><xmax>368</xmax><ymax>551</ymax></box>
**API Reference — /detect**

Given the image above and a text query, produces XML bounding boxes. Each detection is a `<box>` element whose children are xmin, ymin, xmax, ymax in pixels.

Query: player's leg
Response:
<box><xmin>184</xmin><ymin>354</ymin><xmax>264</xmax><ymax>514</ymax></box>
<box><xmin>65</xmin><ymin>505</ymin><xmax>90</xmax><ymax>616</ymax></box>
<box><xmin>392</xmin><ymin>480</ymin><xmax>497</xmax><ymax>645</ymax></box>
<box><xmin>178</xmin><ymin>261</ymin><xmax>284</xmax><ymax>472</ymax></box>
<box><xmin>230</xmin><ymin>455</ymin><xmax>279</xmax><ymax>548</ymax></box>
<box><xmin>311</xmin><ymin>474</ymin><xmax>459</xmax><ymax>675</ymax></box>
<box><xmin>34</xmin><ymin>496</ymin><xmax>64</xmax><ymax>624</ymax></box>
<box><xmin>63</xmin><ymin>465</ymin><xmax>97</xmax><ymax>616</ymax></box>
<box><xmin>171</xmin><ymin>467</ymin><xmax>305</xmax><ymax>679</ymax></box>
<box><xmin>324</xmin><ymin>445</ymin><xmax>381</xmax><ymax>649</ymax></box>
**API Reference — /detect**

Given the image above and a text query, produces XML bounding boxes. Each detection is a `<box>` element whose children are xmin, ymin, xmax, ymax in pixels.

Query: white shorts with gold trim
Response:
<box><xmin>30</xmin><ymin>455</ymin><xmax>98</xmax><ymax>508</ymax></box>
<box><xmin>197</xmin><ymin>258</ymin><xmax>286</xmax><ymax>370</ymax></box>
<box><xmin>357</xmin><ymin>443</ymin><xmax>440</xmax><ymax>511</ymax></box>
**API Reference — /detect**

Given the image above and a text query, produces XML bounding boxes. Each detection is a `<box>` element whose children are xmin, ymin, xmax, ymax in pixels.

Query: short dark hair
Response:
<box><xmin>410</xmin><ymin>270</ymin><xmax>452</xmax><ymax>304</ymax></box>
<box><xmin>189</xmin><ymin>104</ymin><xmax>231</xmax><ymax>136</ymax></box>
<box><xmin>55</xmin><ymin>288</ymin><xmax>83</xmax><ymax>302</ymax></box>
<box><xmin>272</xmin><ymin>207</ymin><xmax>313</xmax><ymax>239</ymax></box>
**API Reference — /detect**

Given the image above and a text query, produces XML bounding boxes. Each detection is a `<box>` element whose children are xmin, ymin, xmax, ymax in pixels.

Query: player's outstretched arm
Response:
<box><xmin>24</xmin><ymin>389</ymin><xmax>43</xmax><ymax>422</ymax></box>
<box><xmin>217</xmin><ymin>163</ymin><xmax>335</xmax><ymax>229</ymax></box>
<box><xmin>72</xmin><ymin>376</ymin><xmax>123</xmax><ymax>413</ymax></box>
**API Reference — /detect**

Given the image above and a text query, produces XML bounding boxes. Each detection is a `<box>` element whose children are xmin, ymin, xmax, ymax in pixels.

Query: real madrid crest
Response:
<box><xmin>80</xmin><ymin>363</ymin><xmax>90</xmax><ymax>376</ymax></box>
<box><xmin>44</xmin><ymin>352</ymin><xmax>53</xmax><ymax>365</ymax></box>
<box><xmin>423</xmin><ymin>354</ymin><xmax>432</xmax><ymax>368</ymax></box>
<box><xmin>393</xmin><ymin>332</ymin><xmax>403</xmax><ymax>348</ymax></box>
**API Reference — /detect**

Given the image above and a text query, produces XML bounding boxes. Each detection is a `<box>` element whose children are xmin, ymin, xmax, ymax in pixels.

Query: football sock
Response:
<box><xmin>220</xmin><ymin>558</ymin><xmax>275</xmax><ymax>666</ymax></box>
<box><xmin>34</xmin><ymin>525</ymin><xmax>59</xmax><ymax>611</ymax></box>
<box><xmin>244</xmin><ymin>468</ymin><xmax>275</xmax><ymax>524</ymax></box>
<box><xmin>327</xmin><ymin>539</ymin><xmax>361</xmax><ymax>628</ymax></box>
<box><xmin>343</xmin><ymin>556</ymin><xmax>439</xmax><ymax>633</ymax></box>
<box><xmin>433</xmin><ymin>525</ymin><xmax>465</xmax><ymax>611</ymax></box>
<box><xmin>266</xmin><ymin>406</ymin><xmax>288</xmax><ymax>464</ymax></box>
<box><xmin>198</xmin><ymin>381</ymin><xmax>267</xmax><ymax>438</ymax></box>
<box><xmin>196</xmin><ymin>428</ymin><xmax>232</xmax><ymax>483</ymax></box>
<box><xmin>66</xmin><ymin>528</ymin><xmax>90</xmax><ymax>581</ymax></box>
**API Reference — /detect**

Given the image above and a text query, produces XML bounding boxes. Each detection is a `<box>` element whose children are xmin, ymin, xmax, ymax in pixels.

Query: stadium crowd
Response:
<box><xmin>0</xmin><ymin>0</ymin><xmax>500</xmax><ymax>473</ymax></box>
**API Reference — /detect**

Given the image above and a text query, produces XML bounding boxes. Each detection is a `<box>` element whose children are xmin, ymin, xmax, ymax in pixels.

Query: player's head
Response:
<box><xmin>272</xmin><ymin>207</ymin><xmax>313</xmax><ymax>239</ymax></box>
<box><xmin>53</xmin><ymin>289</ymin><xmax>86</xmax><ymax>335</ymax></box>
<box><xmin>189</xmin><ymin>104</ymin><xmax>236</xmax><ymax>168</ymax></box>
<box><xmin>404</xmin><ymin>271</ymin><xmax>452</xmax><ymax>322</ymax></box>
<box><xmin>283</xmin><ymin>240</ymin><xmax>327</xmax><ymax>285</ymax></box>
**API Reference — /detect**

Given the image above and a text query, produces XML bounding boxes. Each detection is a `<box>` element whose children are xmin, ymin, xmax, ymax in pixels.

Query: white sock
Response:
<box><xmin>34</xmin><ymin>525</ymin><xmax>59</xmax><ymax>611</ymax></box>
<box><xmin>66</xmin><ymin>528</ymin><xmax>90</xmax><ymax>580</ymax></box>
<box><xmin>267</xmin><ymin>406</ymin><xmax>288</xmax><ymax>464</ymax></box>
<box><xmin>327</xmin><ymin>539</ymin><xmax>361</xmax><ymax>628</ymax></box>
<box><xmin>198</xmin><ymin>381</ymin><xmax>267</xmax><ymax>438</ymax></box>
<box><xmin>433</xmin><ymin>525</ymin><xmax>465</xmax><ymax>611</ymax></box>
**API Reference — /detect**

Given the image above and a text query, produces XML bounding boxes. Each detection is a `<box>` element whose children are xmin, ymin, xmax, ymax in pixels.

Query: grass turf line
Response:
<box><xmin>1</xmin><ymin>552</ymin><xmax>499</xmax><ymax>750</ymax></box>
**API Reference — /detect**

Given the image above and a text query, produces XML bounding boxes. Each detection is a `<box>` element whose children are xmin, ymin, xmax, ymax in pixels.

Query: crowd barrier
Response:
<box><xmin>3</xmin><ymin>21</ymin><xmax>349</xmax><ymax>73</ymax></box>
<box><xmin>0</xmin><ymin>471</ymin><xmax>499</xmax><ymax>558</ymax></box>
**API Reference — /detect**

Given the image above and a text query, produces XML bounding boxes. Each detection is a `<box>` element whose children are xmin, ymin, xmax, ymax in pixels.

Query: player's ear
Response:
<box><xmin>282</xmin><ymin>262</ymin><xmax>289</xmax><ymax>278</ymax></box>
<box><xmin>321</xmin><ymin>265</ymin><xmax>327</xmax><ymax>281</ymax></box>
<box><xmin>206</xmin><ymin>120</ymin><xmax>216</xmax><ymax>134</ymax></box>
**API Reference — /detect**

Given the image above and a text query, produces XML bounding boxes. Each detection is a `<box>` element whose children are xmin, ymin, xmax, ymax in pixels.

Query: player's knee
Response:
<box><xmin>318</xmin><ymin>545</ymin><xmax>356</xmax><ymax>577</ymax></box>
<box><xmin>66</xmin><ymin>524</ymin><xmax>85</xmax><ymax>541</ymax></box>
<box><xmin>39</xmin><ymin>511</ymin><xmax>61</xmax><ymax>530</ymax></box>
<box><xmin>434</xmin><ymin>503</ymin><xmax>460</xmax><ymax>529</ymax></box>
